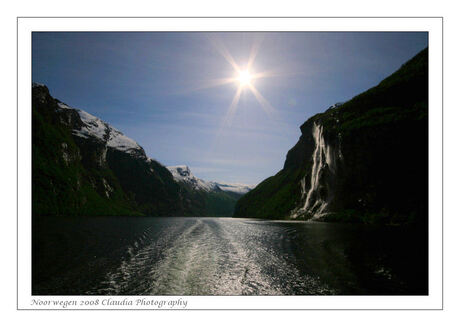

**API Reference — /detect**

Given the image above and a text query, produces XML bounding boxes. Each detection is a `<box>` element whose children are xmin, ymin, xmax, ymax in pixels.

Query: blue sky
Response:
<box><xmin>32</xmin><ymin>32</ymin><xmax>427</xmax><ymax>185</ymax></box>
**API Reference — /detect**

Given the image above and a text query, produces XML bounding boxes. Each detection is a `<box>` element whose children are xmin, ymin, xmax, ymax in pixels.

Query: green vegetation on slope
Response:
<box><xmin>204</xmin><ymin>191</ymin><xmax>242</xmax><ymax>217</ymax></box>
<box><xmin>234</xmin><ymin>168</ymin><xmax>304</xmax><ymax>219</ymax></box>
<box><xmin>32</xmin><ymin>87</ymin><xmax>140</xmax><ymax>216</ymax></box>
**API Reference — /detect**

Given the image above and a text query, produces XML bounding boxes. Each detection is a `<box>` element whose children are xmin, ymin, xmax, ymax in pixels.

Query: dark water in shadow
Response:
<box><xmin>32</xmin><ymin>217</ymin><xmax>427</xmax><ymax>295</ymax></box>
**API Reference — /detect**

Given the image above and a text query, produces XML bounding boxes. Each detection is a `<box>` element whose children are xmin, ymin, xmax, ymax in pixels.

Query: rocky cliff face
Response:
<box><xmin>234</xmin><ymin>48</ymin><xmax>428</xmax><ymax>225</ymax></box>
<box><xmin>32</xmin><ymin>84</ymin><xmax>247</xmax><ymax>217</ymax></box>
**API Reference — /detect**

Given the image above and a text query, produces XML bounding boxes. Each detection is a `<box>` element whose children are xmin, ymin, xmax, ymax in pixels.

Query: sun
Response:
<box><xmin>238</xmin><ymin>70</ymin><xmax>252</xmax><ymax>86</ymax></box>
<box><xmin>197</xmin><ymin>38</ymin><xmax>276</xmax><ymax>126</ymax></box>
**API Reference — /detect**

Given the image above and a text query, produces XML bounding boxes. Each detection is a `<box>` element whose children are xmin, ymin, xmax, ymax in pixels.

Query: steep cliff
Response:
<box><xmin>234</xmin><ymin>48</ymin><xmax>428</xmax><ymax>224</ymax></box>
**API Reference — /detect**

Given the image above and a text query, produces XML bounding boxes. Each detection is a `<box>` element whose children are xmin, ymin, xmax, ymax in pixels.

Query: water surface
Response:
<box><xmin>32</xmin><ymin>217</ymin><xmax>427</xmax><ymax>295</ymax></box>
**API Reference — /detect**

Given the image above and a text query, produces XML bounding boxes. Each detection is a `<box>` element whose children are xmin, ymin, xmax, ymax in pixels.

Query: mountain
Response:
<box><xmin>167</xmin><ymin>165</ymin><xmax>253</xmax><ymax>194</ymax></box>
<box><xmin>167</xmin><ymin>165</ymin><xmax>253</xmax><ymax>216</ymax></box>
<box><xmin>234</xmin><ymin>48</ymin><xmax>428</xmax><ymax>225</ymax></box>
<box><xmin>167</xmin><ymin>165</ymin><xmax>220</xmax><ymax>192</ymax></box>
<box><xmin>32</xmin><ymin>84</ymin><xmax>247</xmax><ymax>217</ymax></box>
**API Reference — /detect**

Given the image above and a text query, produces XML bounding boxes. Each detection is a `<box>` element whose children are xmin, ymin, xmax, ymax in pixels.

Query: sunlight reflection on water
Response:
<box><xmin>33</xmin><ymin>217</ymin><xmax>427</xmax><ymax>295</ymax></box>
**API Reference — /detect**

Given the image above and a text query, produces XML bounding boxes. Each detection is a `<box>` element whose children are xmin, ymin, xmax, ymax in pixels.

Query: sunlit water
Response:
<box><xmin>33</xmin><ymin>217</ymin><xmax>427</xmax><ymax>295</ymax></box>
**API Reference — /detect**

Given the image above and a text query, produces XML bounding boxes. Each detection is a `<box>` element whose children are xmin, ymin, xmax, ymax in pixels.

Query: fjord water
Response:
<box><xmin>33</xmin><ymin>217</ymin><xmax>427</xmax><ymax>295</ymax></box>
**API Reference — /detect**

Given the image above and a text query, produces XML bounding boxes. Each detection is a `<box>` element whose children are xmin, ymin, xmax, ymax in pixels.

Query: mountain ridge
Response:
<box><xmin>167</xmin><ymin>165</ymin><xmax>254</xmax><ymax>194</ymax></box>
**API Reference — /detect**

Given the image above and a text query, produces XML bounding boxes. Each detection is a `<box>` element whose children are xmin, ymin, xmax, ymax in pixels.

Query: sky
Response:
<box><xmin>32</xmin><ymin>32</ymin><xmax>428</xmax><ymax>185</ymax></box>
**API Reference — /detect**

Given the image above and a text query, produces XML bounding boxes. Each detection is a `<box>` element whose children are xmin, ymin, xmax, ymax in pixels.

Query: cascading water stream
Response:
<box><xmin>303</xmin><ymin>123</ymin><xmax>325</xmax><ymax>211</ymax></box>
<box><xmin>293</xmin><ymin>122</ymin><xmax>336</xmax><ymax>218</ymax></box>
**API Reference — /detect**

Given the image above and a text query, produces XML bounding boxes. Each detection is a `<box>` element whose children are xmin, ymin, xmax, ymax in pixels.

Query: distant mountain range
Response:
<box><xmin>234</xmin><ymin>48</ymin><xmax>428</xmax><ymax>225</ymax></box>
<box><xmin>32</xmin><ymin>84</ymin><xmax>252</xmax><ymax>217</ymax></box>
<box><xmin>167</xmin><ymin>165</ymin><xmax>254</xmax><ymax>194</ymax></box>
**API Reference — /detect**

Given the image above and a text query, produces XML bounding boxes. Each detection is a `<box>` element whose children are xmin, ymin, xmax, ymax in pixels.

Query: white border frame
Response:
<box><xmin>18</xmin><ymin>17</ymin><xmax>443</xmax><ymax>310</ymax></box>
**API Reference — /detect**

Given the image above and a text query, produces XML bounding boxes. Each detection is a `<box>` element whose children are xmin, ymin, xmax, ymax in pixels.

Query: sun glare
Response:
<box><xmin>201</xmin><ymin>37</ymin><xmax>276</xmax><ymax>127</ymax></box>
<box><xmin>238</xmin><ymin>70</ymin><xmax>252</xmax><ymax>86</ymax></box>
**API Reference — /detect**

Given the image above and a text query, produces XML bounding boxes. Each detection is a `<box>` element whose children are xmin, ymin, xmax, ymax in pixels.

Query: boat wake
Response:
<box><xmin>91</xmin><ymin>218</ymin><xmax>335</xmax><ymax>295</ymax></box>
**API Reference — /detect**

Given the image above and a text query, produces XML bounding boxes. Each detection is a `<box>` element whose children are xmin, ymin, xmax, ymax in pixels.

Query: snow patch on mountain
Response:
<box><xmin>167</xmin><ymin>165</ymin><xmax>219</xmax><ymax>192</ymax></box>
<box><xmin>57</xmin><ymin>101</ymin><xmax>143</xmax><ymax>155</ymax></box>
<box><xmin>214</xmin><ymin>182</ymin><xmax>255</xmax><ymax>194</ymax></box>
<box><xmin>107</xmin><ymin>128</ymin><xmax>142</xmax><ymax>152</ymax></box>
<box><xmin>167</xmin><ymin>165</ymin><xmax>254</xmax><ymax>194</ymax></box>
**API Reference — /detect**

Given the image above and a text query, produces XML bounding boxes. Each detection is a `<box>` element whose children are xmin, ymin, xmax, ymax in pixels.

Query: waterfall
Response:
<box><xmin>293</xmin><ymin>122</ymin><xmax>337</xmax><ymax>218</ymax></box>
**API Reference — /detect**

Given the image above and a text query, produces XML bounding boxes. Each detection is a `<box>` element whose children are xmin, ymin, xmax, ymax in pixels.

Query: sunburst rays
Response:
<box><xmin>203</xmin><ymin>37</ymin><xmax>277</xmax><ymax>126</ymax></box>
<box><xmin>197</xmin><ymin>37</ymin><xmax>282</xmax><ymax>160</ymax></box>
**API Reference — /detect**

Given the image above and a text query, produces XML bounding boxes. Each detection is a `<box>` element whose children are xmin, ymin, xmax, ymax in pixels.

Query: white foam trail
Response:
<box><xmin>93</xmin><ymin>218</ymin><xmax>335</xmax><ymax>295</ymax></box>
